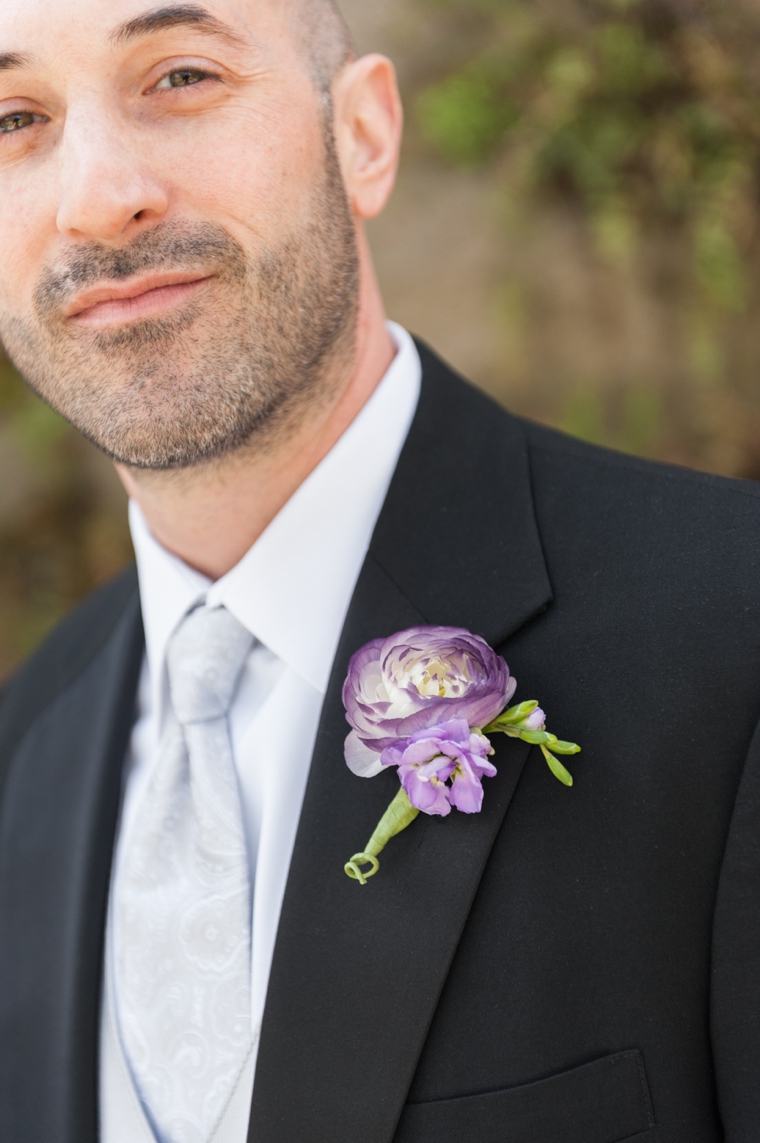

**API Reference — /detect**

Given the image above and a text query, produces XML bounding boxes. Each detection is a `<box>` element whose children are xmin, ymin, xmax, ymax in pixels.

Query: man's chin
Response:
<box><xmin>71</xmin><ymin>396</ymin><xmax>278</xmax><ymax>470</ymax></box>
<box><xmin>80</xmin><ymin>427</ymin><xmax>243</xmax><ymax>471</ymax></box>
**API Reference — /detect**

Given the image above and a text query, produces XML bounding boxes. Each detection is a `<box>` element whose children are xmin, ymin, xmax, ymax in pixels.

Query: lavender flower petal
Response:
<box><xmin>449</xmin><ymin>758</ymin><xmax>485</xmax><ymax>814</ymax></box>
<box><xmin>345</xmin><ymin>730</ymin><xmax>386</xmax><ymax>778</ymax></box>
<box><xmin>400</xmin><ymin>766</ymin><xmax>452</xmax><ymax>816</ymax></box>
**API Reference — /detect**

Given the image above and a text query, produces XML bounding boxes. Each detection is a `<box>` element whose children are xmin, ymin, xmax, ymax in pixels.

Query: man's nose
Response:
<box><xmin>55</xmin><ymin>108</ymin><xmax>170</xmax><ymax>242</ymax></box>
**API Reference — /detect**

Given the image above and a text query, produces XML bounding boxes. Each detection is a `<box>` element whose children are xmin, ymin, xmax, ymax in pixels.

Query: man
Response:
<box><xmin>0</xmin><ymin>0</ymin><xmax>759</xmax><ymax>1140</ymax></box>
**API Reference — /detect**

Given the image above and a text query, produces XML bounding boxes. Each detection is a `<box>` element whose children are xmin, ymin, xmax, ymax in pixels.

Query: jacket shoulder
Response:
<box><xmin>419</xmin><ymin>334</ymin><xmax>760</xmax><ymax>505</ymax></box>
<box><xmin>0</xmin><ymin>565</ymin><xmax>140</xmax><ymax>760</ymax></box>
<box><xmin>518</xmin><ymin>413</ymin><xmax>760</xmax><ymax>635</ymax></box>
<box><xmin>417</xmin><ymin>339</ymin><xmax>760</xmax><ymax>582</ymax></box>
<box><xmin>522</xmin><ymin>414</ymin><xmax>760</xmax><ymax>504</ymax></box>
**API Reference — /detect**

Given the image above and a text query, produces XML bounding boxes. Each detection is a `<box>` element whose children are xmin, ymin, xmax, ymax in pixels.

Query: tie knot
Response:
<box><xmin>166</xmin><ymin>606</ymin><xmax>254</xmax><ymax>725</ymax></box>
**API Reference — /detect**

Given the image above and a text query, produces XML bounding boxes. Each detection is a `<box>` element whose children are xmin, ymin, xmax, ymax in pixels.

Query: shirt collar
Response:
<box><xmin>131</xmin><ymin>322</ymin><xmax>421</xmax><ymax>710</ymax></box>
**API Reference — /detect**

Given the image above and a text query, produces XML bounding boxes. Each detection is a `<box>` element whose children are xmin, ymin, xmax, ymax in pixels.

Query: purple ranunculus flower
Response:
<box><xmin>343</xmin><ymin>625</ymin><xmax>514</xmax><ymax>778</ymax></box>
<box><xmin>379</xmin><ymin>719</ymin><xmax>497</xmax><ymax>816</ymax></box>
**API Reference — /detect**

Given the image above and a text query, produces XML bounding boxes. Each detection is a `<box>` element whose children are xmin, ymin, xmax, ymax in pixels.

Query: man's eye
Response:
<box><xmin>155</xmin><ymin>69</ymin><xmax>210</xmax><ymax>90</ymax></box>
<box><xmin>0</xmin><ymin>111</ymin><xmax>43</xmax><ymax>134</ymax></box>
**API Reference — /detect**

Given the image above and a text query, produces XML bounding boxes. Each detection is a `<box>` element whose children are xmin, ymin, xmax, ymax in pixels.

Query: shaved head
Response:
<box><xmin>290</xmin><ymin>0</ymin><xmax>355</xmax><ymax>96</ymax></box>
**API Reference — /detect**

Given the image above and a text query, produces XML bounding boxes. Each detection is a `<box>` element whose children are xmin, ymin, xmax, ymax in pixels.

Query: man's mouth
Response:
<box><xmin>65</xmin><ymin>271</ymin><xmax>214</xmax><ymax>328</ymax></box>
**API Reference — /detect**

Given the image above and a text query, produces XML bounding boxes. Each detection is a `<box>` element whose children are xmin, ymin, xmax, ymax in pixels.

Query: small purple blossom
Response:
<box><xmin>523</xmin><ymin>707</ymin><xmax>546</xmax><ymax>731</ymax></box>
<box><xmin>379</xmin><ymin>719</ymin><xmax>497</xmax><ymax>816</ymax></box>
<box><xmin>343</xmin><ymin>625</ymin><xmax>514</xmax><ymax>778</ymax></box>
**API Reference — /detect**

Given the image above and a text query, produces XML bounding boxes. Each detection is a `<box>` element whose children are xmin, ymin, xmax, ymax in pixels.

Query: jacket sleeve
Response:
<box><xmin>712</xmin><ymin>713</ymin><xmax>760</xmax><ymax>1139</ymax></box>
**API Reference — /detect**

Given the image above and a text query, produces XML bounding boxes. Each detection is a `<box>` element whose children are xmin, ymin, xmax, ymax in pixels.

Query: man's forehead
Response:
<box><xmin>0</xmin><ymin>0</ymin><xmax>274</xmax><ymax>59</ymax></box>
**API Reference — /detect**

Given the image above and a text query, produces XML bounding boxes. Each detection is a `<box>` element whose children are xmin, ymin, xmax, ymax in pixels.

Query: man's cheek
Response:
<box><xmin>0</xmin><ymin>172</ymin><xmax>60</xmax><ymax>312</ymax></box>
<box><xmin>0</xmin><ymin>235</ymin><xmax>44</xmax><ymax>317</ymax></box>
<box><xmin>0</xmin><ymin>268</ymin><xmax>32</xmax><ymax>320</ymax></box>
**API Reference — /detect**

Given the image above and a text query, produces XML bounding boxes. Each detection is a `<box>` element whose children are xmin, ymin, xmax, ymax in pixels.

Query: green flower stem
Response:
<box><xmin>345</xmin><ymin>786</ymin><xmax>420</xmax><ymax>885</ymax></box>
<box><xmin>484</xmin><ymin>701</ymin><xmax>580</xmax><ymax>787</ymax></box>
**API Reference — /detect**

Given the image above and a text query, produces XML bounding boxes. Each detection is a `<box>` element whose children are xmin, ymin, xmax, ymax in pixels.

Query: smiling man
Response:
<box><xmin>2</xmin><ymin>2</ymin><xmax>760</xmax><ymax>1143</ymax></box>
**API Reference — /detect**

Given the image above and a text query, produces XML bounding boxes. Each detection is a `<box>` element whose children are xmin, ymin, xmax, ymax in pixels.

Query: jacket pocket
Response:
<box><xmin>393</xmin><ymin>1049</ymin><xmax>654</xmax><ymax>1143</ymax></box>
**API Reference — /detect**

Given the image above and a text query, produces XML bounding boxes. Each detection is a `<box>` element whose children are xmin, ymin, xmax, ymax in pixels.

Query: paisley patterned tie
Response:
<box><xmin>114</xmin><ymin>606</ymin><xmax>255</xmax><ymax>1143</ymax></box>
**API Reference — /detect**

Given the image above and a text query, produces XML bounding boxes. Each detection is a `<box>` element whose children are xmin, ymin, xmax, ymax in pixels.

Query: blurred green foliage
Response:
<box><xmin>418</xmin><ymin>0</ymin><xmax>758</xmax><ymax>310</ymax></box>
<box><xmin>415</xmin><ymin>0</ymin><xmax>760</xmax><ymax>465</ymax></box>
<box><xmin>561</xmin><ymin>382</ymin><xmax>661</xmax><ymax>452</ymax></box>
<box><xmin>0</xmin><ymin>357</ymin><xmax>131</xmax><ymax>680</ymax></box>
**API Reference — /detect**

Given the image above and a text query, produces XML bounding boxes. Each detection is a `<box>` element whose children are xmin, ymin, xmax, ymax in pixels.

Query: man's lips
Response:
<box><xmin>66</xmin><ymin>271</ymin><xmax>213</xmax><ymax>327</ymax></box>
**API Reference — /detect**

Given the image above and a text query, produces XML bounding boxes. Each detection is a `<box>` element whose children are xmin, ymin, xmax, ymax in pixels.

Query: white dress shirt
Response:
<box><xmin>99</xmin><ymin>322</ymin><xmax>422</xmax><ymax>1143</ymax></box>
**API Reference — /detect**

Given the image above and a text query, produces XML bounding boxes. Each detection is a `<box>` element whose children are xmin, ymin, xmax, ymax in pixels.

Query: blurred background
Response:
<box><xmin>4</xmin><ymin>0</ymin><xmax>760</xmax><ymax>679</ymax></box>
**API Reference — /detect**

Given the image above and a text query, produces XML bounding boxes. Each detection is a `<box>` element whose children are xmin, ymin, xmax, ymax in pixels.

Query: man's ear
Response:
<box><xmin>331</xmin><ymin>54</ymin><xmax>403</xmax><ymax>220</ymax></box>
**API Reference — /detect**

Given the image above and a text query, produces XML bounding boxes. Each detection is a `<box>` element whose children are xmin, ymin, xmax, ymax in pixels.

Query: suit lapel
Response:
<box><xmin>249</xmin><ymin>346</ymin><xmax>553</xmax><ymax>1143</ymax></box>
<box><xmin>0</xmin><ymin>590</ymin><xmax>143</xmax><ymax>1143</ymax></box>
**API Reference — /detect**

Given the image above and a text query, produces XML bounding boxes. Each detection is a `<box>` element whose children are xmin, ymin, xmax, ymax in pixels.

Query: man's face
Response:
<box><xmin>0</xmin><ymin>0</ymin><xmax>359</xmax><ymax>468</ymax></box>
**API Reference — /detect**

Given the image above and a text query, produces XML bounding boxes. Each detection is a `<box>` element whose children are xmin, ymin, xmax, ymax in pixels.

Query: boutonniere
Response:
<box><xmin>342</xmin><ymin>626</ymin><xmax>580</xmax><ymax>884</ymax></box>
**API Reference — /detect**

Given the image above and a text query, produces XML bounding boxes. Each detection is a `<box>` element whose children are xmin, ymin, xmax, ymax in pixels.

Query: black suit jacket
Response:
<box><xmin>2</xmin><ymin>343</ymin><xmax>760</xmax><ymax>1142</ymax></box>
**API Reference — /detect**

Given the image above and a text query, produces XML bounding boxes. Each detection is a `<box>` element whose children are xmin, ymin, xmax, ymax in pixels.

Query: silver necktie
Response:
<box><xmin>114</xmin><ymin>606</ymin><xmax>255</xmax><ymax>1143</ymax></box>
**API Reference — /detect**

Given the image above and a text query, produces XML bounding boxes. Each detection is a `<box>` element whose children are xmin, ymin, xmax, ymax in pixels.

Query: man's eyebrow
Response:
<box><xmin>111</xmin><ymin>4</ymin><xmax>246</xmax><ymax>48</ymax></box>
<box><xmin>0</xmin><ymin>53</ymin><xmax>33</xmax><ymax>72</ymax></box>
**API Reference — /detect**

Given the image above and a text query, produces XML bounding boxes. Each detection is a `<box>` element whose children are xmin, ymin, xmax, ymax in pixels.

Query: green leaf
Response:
<box><xmin>540</xmin><ymin>744</ymin><xmax>574</xmax><ymax>786</ymax></box>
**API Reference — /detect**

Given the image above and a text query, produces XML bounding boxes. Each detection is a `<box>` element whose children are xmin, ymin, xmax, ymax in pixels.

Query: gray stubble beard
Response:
<box><xmin>0</xmin><ymin>137</ymin><xmax>360</xmax><ymax>471</ymax></box>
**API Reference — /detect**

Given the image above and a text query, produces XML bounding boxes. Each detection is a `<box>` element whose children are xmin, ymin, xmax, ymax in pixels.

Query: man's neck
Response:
<box><xmin>116</xmin><ymin>242</ymin><xmax>395</xmax><ymax>581</ymax></box>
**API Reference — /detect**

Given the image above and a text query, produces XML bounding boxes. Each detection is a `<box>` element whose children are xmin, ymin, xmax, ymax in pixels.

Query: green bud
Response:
<box><xmin>518</xmin><ymin>729</ymin><xmax>551</xmax><ymax>745</ymax></box>
<box><xmin>492</xmin><ymin>700</ymin><xmax>540</xmax><ymax>727</ymax></box>
<box><xmin>549</xmin><ymin>740</ymin><xmax>581</xmax><ymax>755</ymax></box>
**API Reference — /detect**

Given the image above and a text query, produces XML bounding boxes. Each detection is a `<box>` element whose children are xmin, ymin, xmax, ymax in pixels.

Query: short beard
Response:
<box><xmin>0</xmin><ymin>138</ymin><xmax>360</xmax><ymax>470</ymax></box>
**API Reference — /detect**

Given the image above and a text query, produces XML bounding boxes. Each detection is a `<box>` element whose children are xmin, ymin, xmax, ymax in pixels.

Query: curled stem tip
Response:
<box><xmin>344</xmin><ymin>786</ymin><xmax>420</xmax><ymax>883</ymax></box>
<box><xmin>344</xmin><ymin>853</ymin><xmax>380</xmax><ymax>885</ymax></box>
